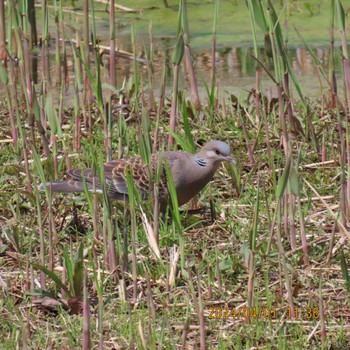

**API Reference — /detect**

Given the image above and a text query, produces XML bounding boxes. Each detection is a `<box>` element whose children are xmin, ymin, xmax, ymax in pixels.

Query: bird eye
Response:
<box><xmin>215</xmin><ymin>149</ymin><xmax>220</xmax><ymax>155</ymax></box>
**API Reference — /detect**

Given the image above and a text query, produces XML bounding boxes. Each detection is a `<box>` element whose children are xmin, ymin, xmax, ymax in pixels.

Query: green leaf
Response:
<box><xmin>73</xmin><ymin>241</ymin><xmax>84</xmax><ymax>298</ymax></box>
<box><xmin>181</xmin><ymin>99</ymin><xmax>196</xmax><ymax>153</ymax></box>
<box><xmin>172</xmin><ymin>34</ymin><xmax>184</xmax><ymax>65</ymax></box>
<box><xmin>281</xmin><ymin>49</ymin><xmax>305</xmax><ymax>106</ymax></box>
<box><xmin>336</xmin><ymin>0</ymin><xmax>345</xmax><ymax>31</ymax></box>
<box><xmin>25</xmin><ymin>288</ymin><xmax>59</xmax><ymax>299</ymax></box>
<box><xmin>164</xmin><ymin>125</ymin><xmax>195</xmax><ymax>153</ymax></box>
<box><xmin>164</xmin><ymin>160</ymin><xmax>181</xmax><ymax>231</ymax></box>
<box><xmin>32</xmin><ymin>263</ymin><xmax>69</xmax><ymax>294</ymax></box>
<box><xmin>30</xmin><ymin>145</ymin><xmax>47</xmax><ymax>193</ymax></box>
<box><xmin>289</xmin><ymin>166</ymin><xmax>299</xmax><ymax>196</ymax></box>
<box><xmin>63</xmin><ymin>246</ymin><xmax>74</xmax><ymax>294</ymax></box>
<box><xmin>45</xmin><ymin>92</ymin><xmax>62</xmax><ymax>136</ymax></box>
<box><xmin>276</xmin><ymin>156</ymin><xmax>292</xmax><ymax>198</ymax></box>
<box><xmin>249</xmin><ymin>0</ymin><xmax>268</xmax><ymax>32</ymax></box>
<box><xmin>0</xmin><ymin>63</ymin><xmax>9</xmax><ymax>85</ymax></box>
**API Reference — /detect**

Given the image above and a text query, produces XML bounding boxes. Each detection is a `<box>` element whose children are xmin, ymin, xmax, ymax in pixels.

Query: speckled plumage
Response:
<box><xmin>40</xmin><ymin>140</ymin><xmax>235</xmax><ymax>210</ymax></box>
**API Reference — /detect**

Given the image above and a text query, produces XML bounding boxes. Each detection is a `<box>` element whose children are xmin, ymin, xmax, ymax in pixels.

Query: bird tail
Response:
<box><xmin>38</xmin><ymin>181</ymin><xmax>100</xmax><ymax>193</ymax></box>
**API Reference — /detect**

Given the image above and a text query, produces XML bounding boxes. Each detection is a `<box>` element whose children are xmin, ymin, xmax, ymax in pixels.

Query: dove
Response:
<box><xmin>39</xmin><ymin>140</ymin><xmax>235</xmax><ymax>210</ymax></box>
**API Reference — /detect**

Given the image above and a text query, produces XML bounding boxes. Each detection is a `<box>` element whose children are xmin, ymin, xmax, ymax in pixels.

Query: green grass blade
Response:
<box><xmin>32</xmin><ymin>263</ymin><xmax>69</xmax><ymax>294</ymax></box>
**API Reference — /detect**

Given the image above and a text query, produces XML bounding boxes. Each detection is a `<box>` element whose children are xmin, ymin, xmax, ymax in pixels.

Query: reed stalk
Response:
<box><xmin>146</xmin><ymin>22</ymin><xmax>156</xmax><ymax>111</ymax></box>
<box><xmin>210</xmin><ymin>0</ymin><xmax>219</xmax><ymax>90</ymax></box>
<box><xmin>109</xmin><ymin>0</ymin><xmax>116</xmax><ymax>87</ymax></box>
<box><xmin>82</xmin><ymin>269</ymin><xmax>91</xmax><ymax>350</ymax></box>
<box><xmin>182</xmin><ymin>0</ymin><xmax>200</xmax><ymax>109</ymax></box>
<box><xmin>168</xmin><ymin>1</ymin><xmax>184</xmax><ymax>148</ymax></box>
<box><xmin>0</xmin><ymin>0</ymin><xmax>6</xmax><ymax>61</ymax></box>
<box><xmin>329</xmin><ymin>0</ymin><xmax>337</xmax><ymax>108</ymax></box>
<box><xmin>53</xmin><ymin>0</ymin><xmax>61</xmax><ymax>85</ymax></box>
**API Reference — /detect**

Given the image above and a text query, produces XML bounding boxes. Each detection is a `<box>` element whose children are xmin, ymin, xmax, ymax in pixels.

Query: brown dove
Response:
<box><xmin>39</xmin><ymin>140</ymin><xmax>235</xmax><ymax>210</ymax></box>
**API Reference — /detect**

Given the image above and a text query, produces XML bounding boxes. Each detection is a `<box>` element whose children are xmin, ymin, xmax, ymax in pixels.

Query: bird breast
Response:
<box><xmin>173</xmin><ymin>159</ymin><xmax>217</xmax><ymax>206</ymax></box>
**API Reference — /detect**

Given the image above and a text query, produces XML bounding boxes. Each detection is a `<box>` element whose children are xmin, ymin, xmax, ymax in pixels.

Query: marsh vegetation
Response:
<box><xmin>1</xmin><ymin>0</ymin><xmax>350</xmax><ymax>349</ymax></box>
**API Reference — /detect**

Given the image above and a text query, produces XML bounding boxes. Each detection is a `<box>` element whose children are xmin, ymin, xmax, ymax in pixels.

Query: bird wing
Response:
<box><xmin>66</xmin><ymin>152</ymin><xmax>180</xmax><ymax>200</ymax></box>
<box><xmin>111</xmin><ymin>154</ymin><xmax>168</xmax><ymax>198</ymax></box>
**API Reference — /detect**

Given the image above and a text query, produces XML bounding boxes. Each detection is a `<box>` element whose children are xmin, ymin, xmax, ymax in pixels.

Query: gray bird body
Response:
<box><xmin>39</xmin><ymin>140</ymin><xmax>235</xmax><ymax>209</ymax></box>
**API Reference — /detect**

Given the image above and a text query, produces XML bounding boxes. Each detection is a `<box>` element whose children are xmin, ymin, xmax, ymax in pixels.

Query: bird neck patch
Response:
<box><xmin>195</xmin><ymin>156</ymin><xmax>207</xmax><ymax>167</ymax></box>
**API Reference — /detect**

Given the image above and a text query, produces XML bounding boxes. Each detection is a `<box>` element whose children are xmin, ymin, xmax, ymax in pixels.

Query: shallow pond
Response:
<box><xmin>28</xmin><ymin>0</ymin><xmax>350</xmax><ymax>103</ymax></box>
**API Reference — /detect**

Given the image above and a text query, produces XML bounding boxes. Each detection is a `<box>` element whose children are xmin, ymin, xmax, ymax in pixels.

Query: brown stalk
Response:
<box><xmin>319</xmin><ymin>276</ymin><xmax>326</xmax><ymax>343</ymax></box>
<box><xmin>54</xmin><ymin>10</ymin><xmax>61</xmax><ymax>85</ymax></box>
<box><xmin>145</xmin><ymin>271</ymin><xmax>155</xmax><ymax>335</ymax></box>
<box><xmin>168</xmin><ymin>63</ymin><xmax>180</xmax><ymax>148</ymax></box>
<box><xmin>254</xmin><ymin>71</ymin><xmax>260</xmax><ymax>123</ymax></box>
<box><xmin>102</xmin><ymin>220</ymin><xmax>109</xmax><ymax>271</ymax></box>
<box><xmin>37</xmin><ymin>94</ymin><xmax>51</xmax><ymax>156</ymax></box>
<box><xmin>37</xmin><ymin>201</ymin><xmax>46</xmax><ymax>289</ymax></box>
<box><xmin>22</xmin><ymin>38</ymin><xmax>35</xmax><ymax>145</ymax></box>
<box><xmin>41</xmin><ymin>1</ymin><xmax>51</xmax><ymax>93</ymax></box>
<box><xmin>152</xmin><ymin>186</ymin><xmax>160</xmax><ymax>246</ymax></box>
<box><xmin>82</xmin><ymin>269</ymin><xmax>91</xmax><ymax>350</ymax></box>
<box><xmin>240</xmin><ymin>112</ymin><xmax>254</xmax><ymax>166</ymax></box>
<box><xmin>61</xmin><ymin>263</ymin><xmax>67</xmax><ymax>300</ymax></box>
<box><xmin>93</xmin><ymin>194</ymin><xmax>100</xmax><ymax>240</ymax></box>
<box><xmin>197</xmin><ymin>274</ymin><xmax>206</xmax><ymax>350</ymax></box>
<box><xmin>329</xmin><ymin>24</ymin><xmax>337</xmax><ymax>108</ymax></box>
<box><xmin>9</xmin><ymin>36</ymin><xmax>34</xmax><ymax>193</ymax></box>
<box><xmin>122</xmin><ymin>209</ymin><xmax>129</xmax><ymax>273</ymax></box>
<box><xmin>180</xmin><ymin>317</ymin><xmax>190</xmax><ymax>350</ymax></box>
<box><xmin>210</xmin><ymin>25</ymin><xmax>216</xmax><ymax>90</ymax></box>
<box><xmin>82</xmin><ymin>0</ymin><xmax>93</xmax><ymax>120</ymax></box>
<box><xmin>0</xmin><ymin>0</ymin><xmax>6</xmax><ymax>61</ymax></box>
<box><xmin>130</xmin><ymin>207</ymin><xmax>137</xmax><ymax>300</ymax></box>
<box><xmin>278</xmin><ymin>84</ymin><xmax>288</xmax><ymax>156</ymax></box>
<box><xmin>73</xmin><ymin>32</ymin><xmax>82</xmax><ymax>150</ymax></box>
<box><xmin>4</xmin><ymin>80</ymin><xmax>18</xmax><ymax>147</ymax></box>
<box><xmin>343</xmin><ymin>66</ymin><xmax>350</xmax><ymax>221</ymax></box>
<box><xmin>52</xmin><ymin>134</ymin><xmax>58</xmax><ymax>178</ymax></box>
<box><xmin>289</xmin><ymin>193</ymin><xmax>297</xmax><ymax>250</ymax></box>
<box><xmin>325</xmin><ymin>221</ymin><xmax>337</xmax><ymax>264</ymax></box>
<box><xmin>48</xmin><ymin>213</ymin><xmax>54</xmax><ymax>270</ymax></box>
<box><xmin>261</xmin><ymin>95</ymin><xmax>272</xmax><ymax>162</ymax></box>
<box><xmin>27</xmin><ymin>0</ymin><xmax>37</xmax><ymax>47</ymax></box>
<box><xmin>283</xmin><ymin>191</ymin><xmax>288</xmax><ymax>241</ymax></box>
<box><xmin>147</xmin><ymin>22</ymin><xmax>156</xmax><ymax>112</ymax></box>
<box><xmin>188</xmin><ymin>269</ymin><xmax>206</xmax><ymax>350</ymax></box>
<box><xmin>182</xmin><ymin>0</ymin><xmax>200</xmax><ymax>109</ymax></box>
<box><xmin>184</xmin><ymin>42</ymin><xmax>200</xmax><ymax>108</ymax></box>
<box><xmin>108</xmin><ymin>222</ymin><xmax>119</xmax><ymax>284</ymax></box>
<box><xmin>81</xmin><ymin>0</ymin><xmax>88</xmax><ymax>49</ymax></box>
<box><xmin>296</xmin><ymin>193</ymin><xmax>310</xmax><ymax>266</ymax></box>
<box><xmin>321</xmin><ymin>132</ymin><xmax>327</xmax><ymax>163</ymax></box>
<box><xmin>159</xmin><ymin>66</ymin><xmax>167</xmax><ymax>113</ymax></box>
<box><xmin>275</xmin><ymin>200</ymin><xmax>295</xmax><ymax>318</ymax></box>
<box><xmin>109</xmin><ymin>0</ymin><xmax>116</xmax><ymax>87</ymax></box>
<box><xmin>247</xmin><ymin>250</ymin><xmax>255</xmax><ymax>308</ymax></box>
<box><xmin>23</xmin><ymin>140</ymin><xmax>33</xmax><ymax>193</ymax></box>
<box><xmin>60</xmin><ymin>14</ymin><xmax>68</xmax><ymax>86</ymax></box>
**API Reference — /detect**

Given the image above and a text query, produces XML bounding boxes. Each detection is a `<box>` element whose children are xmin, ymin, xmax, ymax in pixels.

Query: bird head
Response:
<box><xmin>198</xmin><ymin>140</ymin><xmax>235</xmax><ymax>165</ymax></box>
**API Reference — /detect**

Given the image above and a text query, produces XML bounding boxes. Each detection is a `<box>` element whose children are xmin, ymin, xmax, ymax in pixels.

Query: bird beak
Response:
<box><xmin>225</xmin><ymin>156</ymin><xmax>236</xmax><ymax>164</ymax></box>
